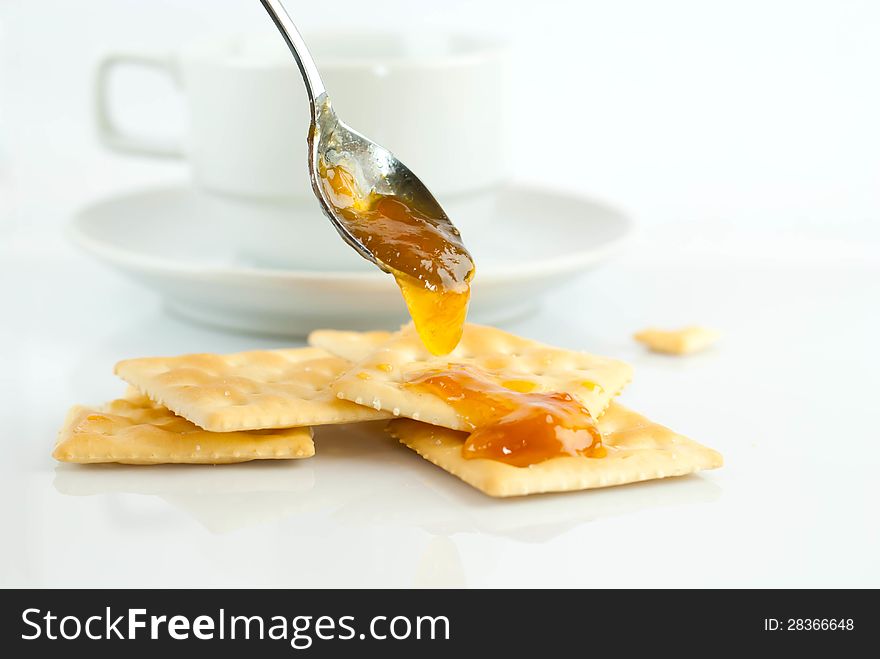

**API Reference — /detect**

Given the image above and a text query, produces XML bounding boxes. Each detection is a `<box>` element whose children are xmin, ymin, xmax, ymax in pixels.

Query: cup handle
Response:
<box><xmin>94</xmin><ymin>52</ymin><xmax>184</xmax><ymax>158</ymax></box>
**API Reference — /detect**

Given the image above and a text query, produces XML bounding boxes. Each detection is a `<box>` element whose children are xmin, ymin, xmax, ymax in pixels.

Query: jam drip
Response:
<box><xmin>319</xmin><ymin>163</ymin><xmax>474</xmax><ymax>356</ymax></box>
<box><xmin>406</xmin><ymin>364</ymin><xmax>605</xmax><ymax>467</ymax></box>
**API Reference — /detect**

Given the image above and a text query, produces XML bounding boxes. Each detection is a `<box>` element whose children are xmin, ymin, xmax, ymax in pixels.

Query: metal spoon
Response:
<box><xmin>259</xmin><ymin>0</ymin><xmax>473</xmax><ymax>285</ymax></box>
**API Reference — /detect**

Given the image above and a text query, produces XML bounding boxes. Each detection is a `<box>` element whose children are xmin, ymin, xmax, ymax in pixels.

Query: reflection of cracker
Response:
<box><xmin>634</xmin><ymin>326</ymin><xmax>720</xmax><ymax>355</ymax></box>
<box><xmin>330</xmin><ymin>323</ymin><xmax>632</xmax><ymax>430</ymax></box>
<box><xmin>115</xmin><ymin>347</ymin><xmax>389</xmax><ymax>432</ymax></box>
<box><xmin>308</xmin><ymin>329</ymin><xmax>393</xmax><ymax>362</ymax></box>
<box><xmin>53</xmin><ymin>394</ymin><xmax>314</xmax><ymax>465</ymax></box>
<box><xmin>388</xmin><ymin>402</ymin><xmax>722</xmax><ymax>497</ymax></box>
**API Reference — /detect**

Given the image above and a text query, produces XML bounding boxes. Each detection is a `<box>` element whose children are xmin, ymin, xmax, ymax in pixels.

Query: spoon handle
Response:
<box><xmin>259</xmin><ymin>0</ymin><xmax>327</xmax><ymax>111</ymax></box>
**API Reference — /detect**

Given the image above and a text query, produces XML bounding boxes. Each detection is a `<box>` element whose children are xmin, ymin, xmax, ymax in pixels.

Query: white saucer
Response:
<box><xmin>69</xmin><ymin>183</ymin><xmax>633</xmax><ymax>336</ymax></box>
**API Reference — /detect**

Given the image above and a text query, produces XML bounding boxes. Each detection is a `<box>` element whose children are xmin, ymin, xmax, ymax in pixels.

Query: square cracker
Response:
<box><xmin>388</xmin><ymin>401</ymin><xmax>722</xmax><ymax>497</ymax></box>
<box><xmin>328</xmin><ymin>323</ymin><xmax>633</xmax><ymax>430</ymax></box>
<box><xmin>53</xmin><ymin>393</ymin><xmax>314</xmax><ymax>465</ymax></box>
<box><xmin>115</xmin><ymin>347</ymin><xmax>389</xmax><ymax>432</ymax></box>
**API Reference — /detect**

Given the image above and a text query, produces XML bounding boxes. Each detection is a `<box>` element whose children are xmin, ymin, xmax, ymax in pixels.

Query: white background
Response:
<box><xmin>3</xmin><ymin>0</ymin><xmax>879</xmax><ymax>236</ymax></box>
<box><xmin>1</xmin><ymin>1</ymin><xmax>878</xmax><ymax>587</ymax></box>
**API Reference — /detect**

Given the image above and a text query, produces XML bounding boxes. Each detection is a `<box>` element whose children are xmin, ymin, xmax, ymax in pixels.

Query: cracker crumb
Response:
<box><xmin>634</xmin><ymin>326</ymin><xmax>720</xmax><ymax>355</ymax></box>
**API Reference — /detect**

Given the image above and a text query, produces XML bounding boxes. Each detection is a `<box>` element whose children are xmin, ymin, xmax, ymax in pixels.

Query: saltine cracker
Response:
<box><xmin>328</xmin><ymin>324</ymin><xmax>633</xmax><ymax>430</ymax></box>
<box><xmin>116</xmin><ymin>347</ymin><xmax>389</xmax><ymax>432</ymax></box>
<box><xmin>53</xmin><ymin>394</ymin><xmax>314</xmax><ymax>465</ymax></box>
<box><xmin>389</xmin><ymin>402</ymin><xmax>722</xmax><ymax>497</ymax></box>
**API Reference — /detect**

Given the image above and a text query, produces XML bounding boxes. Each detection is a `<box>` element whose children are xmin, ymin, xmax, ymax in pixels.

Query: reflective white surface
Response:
<box><xmin>2</xmin><ymin>224</ymin><xmax>878</xmax><ymax>587</ymax></box>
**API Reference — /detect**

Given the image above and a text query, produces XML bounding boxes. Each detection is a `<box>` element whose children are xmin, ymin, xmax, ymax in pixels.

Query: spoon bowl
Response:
<box><xmin>307</xmin><ymin>98</ymin><xmax>461</xmax><ymax>280</ymax></box>
<box><xmin>260</xmin><ymin>0</ymin><xmax>472</xmax><ymax>286</ymax></box>
<box><xmin>260</xmin><ymin>0</ymin><xmax>474</xmax><ymax>354</ymax></box>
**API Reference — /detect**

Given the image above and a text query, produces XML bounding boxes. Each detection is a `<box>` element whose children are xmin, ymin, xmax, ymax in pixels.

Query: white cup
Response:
<box><xmin>95</xmin><ymin>32</ymin><xmax>509</xmax><ymax>202</ymax></box>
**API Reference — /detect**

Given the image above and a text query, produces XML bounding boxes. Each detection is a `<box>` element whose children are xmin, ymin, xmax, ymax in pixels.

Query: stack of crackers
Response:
<box><xmin>54</xmin><ymin>323</ymin><xmax>722</xmax><ymax>497</ymax></box>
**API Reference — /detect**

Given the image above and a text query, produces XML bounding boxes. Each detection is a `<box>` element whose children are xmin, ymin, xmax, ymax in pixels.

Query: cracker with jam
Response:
<box><xmin>56</xmin><ymin>322</ymin><xmax>721</xmax><ymax>498</ymax></box>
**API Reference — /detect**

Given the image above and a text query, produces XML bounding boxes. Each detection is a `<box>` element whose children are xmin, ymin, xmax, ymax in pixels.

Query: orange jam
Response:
<box><xmin>319</xmin><ymin>162</ymin><xmax>474</xmax><ymax>355</ymax></box>
<box><xmin>405</xmin><ymin>364</ymin><xmax>606</xmax><ymax>467</ymax></box>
